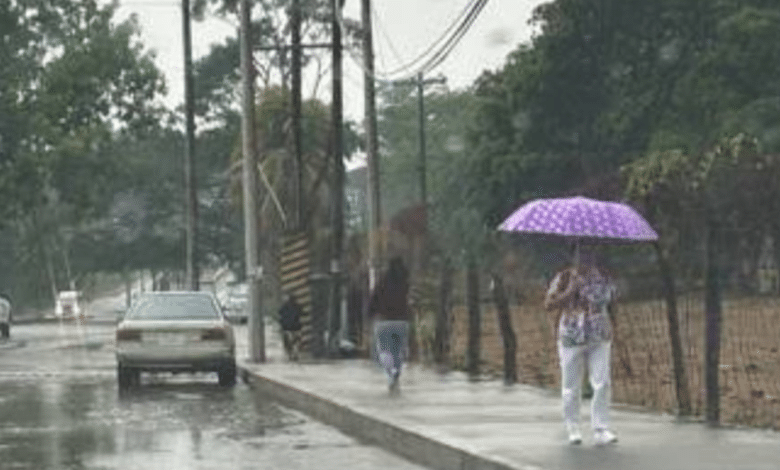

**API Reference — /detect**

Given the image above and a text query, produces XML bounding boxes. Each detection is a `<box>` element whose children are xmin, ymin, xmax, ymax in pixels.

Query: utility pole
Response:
<box><xmin>361</xmin><ymin>0</ymin><xmax>381</xmax><ymax>289</ymax></box>
<box><xmin>240</xmin><ymin>0</ymin><xmax>265</xmax><ymax>362</ymax></box>
<box><xmin>330</xmin><ymin>0</ymin><xmax>346</xmax><ymax>354</ymax></box>
<box><xmin>291</xmin><ymin>0</ymin><xmax>303</xmax><ymax>228</ymax></box>
<box><xmin>417</xmin><ymin>73</ymin><xmax>427</xmax><ymax>208</ymax></box>
<box><xmin>415</xmin><ymin>72</ymin><xmax>446</xmax><ymax>210</ymax></box>
<box><xmin>182</xmin><ymin>0</ymin><xmax>199</xmax><ymax>291</ymax></box>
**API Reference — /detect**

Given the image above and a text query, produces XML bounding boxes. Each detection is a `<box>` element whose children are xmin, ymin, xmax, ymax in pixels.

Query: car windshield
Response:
<box><xmin>126</xmin><ymin>294</ymin><xmax>220</xmax><ymax>321</ymax></box>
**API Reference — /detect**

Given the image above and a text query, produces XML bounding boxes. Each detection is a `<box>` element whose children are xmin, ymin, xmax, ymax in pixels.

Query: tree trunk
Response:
<box><xmin>491</xmin><ymin>273</ymin><xmax>517</xmax><ymax>385</ymax></box>
<box><xmin>704</xmin><ymin>220</ymin><xmax>722</xmax><ymax>426</ymax></box>
<box><xmin>32</xmin><ymin>211</ymin><xmax>58</xmax><ymax>306</ymax></box>
<box><xmin>434</xmin><ymin>259</ymin><xmax>453</xmax><ymax>367</ymax></box>
<box><xmin>466</xmin><ymin>259</ymin><xmax>480</xmax><ymax>379</ymax></box>
<box><xmin>654</xmin><ymin>242</ymin><xmax>692</xmax><ymax>417</ymax></box>
<box><xmin>43</xmin><ymin>240</ymin><xmax>58</xmax><ymax>307</ymax></box>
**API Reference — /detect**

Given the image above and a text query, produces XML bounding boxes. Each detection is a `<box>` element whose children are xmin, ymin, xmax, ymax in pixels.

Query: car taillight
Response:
<box><xmin>116</xmin><ymin>329</ymin><xmax>141</xmax><ymax>341</ymax></box>
<box><xmin>201</xmin><ymin>328</ymin><xmax>227</xmax><ymax>340</ymax></box>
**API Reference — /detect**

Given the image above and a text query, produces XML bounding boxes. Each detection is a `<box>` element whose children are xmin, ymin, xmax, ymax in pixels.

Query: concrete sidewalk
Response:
<box><xmin>237</xmin><ymin>327</ymin><xmax>780</xmax><ymax>470</ymax></box>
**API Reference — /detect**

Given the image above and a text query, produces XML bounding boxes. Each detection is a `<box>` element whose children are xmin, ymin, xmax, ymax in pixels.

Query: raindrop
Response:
<box><xmin>659</xmin><ymin>39</ymin><xmax>681</xmax><ymax>63</ymax></box>
<box><xmin>444</xmin><ymin>135</ymin><xmax>465</xmax><ymax>154</ymax></box>
<box><xmin>486</xmin><ymin>27</ymin><xmax>512</xmax><ymax>47</ymax></box>
<box><xmin>512</xmin><ymin>111</ymin><xmax>531</xmax><ymax>132</ymax></box>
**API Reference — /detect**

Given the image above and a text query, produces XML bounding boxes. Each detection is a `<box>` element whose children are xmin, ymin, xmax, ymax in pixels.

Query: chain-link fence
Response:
<box><xmin>402</xmin><ymin>243</ymin><xmax>780</xmax><ymax>430</ymax></box>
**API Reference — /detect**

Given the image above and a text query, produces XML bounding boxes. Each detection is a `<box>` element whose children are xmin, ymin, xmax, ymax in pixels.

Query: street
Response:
<box><xmin>0</xmin><ymin>318</ymin><xmax>429</xmax><ymax>470</ymax></box>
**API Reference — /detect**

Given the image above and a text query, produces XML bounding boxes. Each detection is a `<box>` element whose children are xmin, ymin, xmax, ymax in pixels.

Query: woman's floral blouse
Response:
<box><xmin>547</xmin><ymin>269</ymin><xmax>616</xmax><ymax>347</ymax></box>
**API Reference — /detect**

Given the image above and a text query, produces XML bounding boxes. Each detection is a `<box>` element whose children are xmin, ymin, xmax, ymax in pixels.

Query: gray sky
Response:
<box><xmin>113</xmin><ymin>0</ymin><xmax>545</xmax><ymax>121</ymax></box>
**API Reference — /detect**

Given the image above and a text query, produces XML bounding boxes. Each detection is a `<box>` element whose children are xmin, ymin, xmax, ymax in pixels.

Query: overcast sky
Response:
<box><xmin>113</xmin><ymin>0</ymin><xmax>545</xmax><ymax>121</ymax></box>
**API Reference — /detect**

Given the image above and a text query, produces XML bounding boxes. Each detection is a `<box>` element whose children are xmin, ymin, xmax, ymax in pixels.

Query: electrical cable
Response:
<box><xmin>339</xmin><ymin>0</ymin><xmax>489</xmax><ymax>82</ymax></box>
<box><xmin>379</xmin><ymin>0</ymin><xmax>481</xmax><ymax>76</ymax></box>
<box><xmin>372</xmin><ymin>6</ymin><xmax>404</xmax><ymax>68</ymax></box>
<box><xmin>415</xmin><ymin>0</ymin><xmax>488</xmax><ymax>76</ymax></box>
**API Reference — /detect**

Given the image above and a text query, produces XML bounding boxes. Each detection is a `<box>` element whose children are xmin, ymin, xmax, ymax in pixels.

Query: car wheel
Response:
<box><xmin>117</xmin><ymin>364</ymin><xmax>139</xmax><ymax>389</ymax></box>
<box><xmin>218</xmin><ymin>360</ymin><xmax>236</xmax><ymax>387</ymax></box>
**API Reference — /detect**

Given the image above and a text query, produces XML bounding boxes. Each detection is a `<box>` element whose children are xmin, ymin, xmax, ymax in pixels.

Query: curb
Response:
<box><xmin>239</xmin><ymin>363</ymin><xmax>534</xmax><ymax>470</ymax></box>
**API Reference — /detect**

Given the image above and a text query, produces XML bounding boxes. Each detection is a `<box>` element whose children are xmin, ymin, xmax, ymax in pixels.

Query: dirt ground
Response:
<box><xmin>441</xmin><ymin>292</ymin><xmax>780</xmax><ymax>429</ymax></box>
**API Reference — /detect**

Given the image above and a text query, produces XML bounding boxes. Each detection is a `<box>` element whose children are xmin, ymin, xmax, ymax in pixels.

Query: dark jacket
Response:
<box><xmin>368</xmin><ymin>276</ymin><xmax>410</xmax><ymax>321</ymax></box>
<box><xmin>279</xmin><ymin>298</ymin><xmax>303</xmax><ymax>331</ymax></box>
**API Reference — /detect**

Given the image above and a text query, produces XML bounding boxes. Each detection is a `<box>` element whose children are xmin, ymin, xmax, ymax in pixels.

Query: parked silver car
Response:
<box><xmin>115</xmin><ymin>291</ymin><xmax>236</xmax><ymax>388</ymax></box>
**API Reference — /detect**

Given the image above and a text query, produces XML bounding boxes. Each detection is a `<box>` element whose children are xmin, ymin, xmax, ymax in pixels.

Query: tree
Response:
<box><xmin>191</xmin><ymin>0</ymin><xmax>356</xmax><ymax>113</ymax></box>
<box><xmin>1</xmin><ymin>1</ymin><xmax>165</xmax><ymax>220</ymax></box>
<box><xmin>460</xmin><ymin>0</ymin><xmax>780</xmax><ymax>229</ymax></box>
<box><xmin>0</xmin><ymin>0</ymin><xmax>166</xmax><ymax>307</ymax></box>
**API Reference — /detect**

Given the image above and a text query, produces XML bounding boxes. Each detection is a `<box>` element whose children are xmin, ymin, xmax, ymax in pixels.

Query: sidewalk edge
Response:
<box><xmin>238</xmin><ymin>363</ymin><xmax>535</xmax><ymax>470</ymax></box>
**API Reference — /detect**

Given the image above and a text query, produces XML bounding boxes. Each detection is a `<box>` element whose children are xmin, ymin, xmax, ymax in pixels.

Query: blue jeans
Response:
<box><xmin>373</xmin><ymin>320</ymin><xmax>409</xmax><ymax>380</ymax></box>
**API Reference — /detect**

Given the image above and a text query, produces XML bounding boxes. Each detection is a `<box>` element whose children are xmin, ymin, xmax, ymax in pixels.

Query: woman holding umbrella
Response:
<box><xmin>545</xmin><ymin>248</ymin><xmax>618</xmax><ymax>446</ymax></box>
<box><xmin>500</xmin><ymin>195</ymin><xmax>657</xmax><ymax>445</ymax></box>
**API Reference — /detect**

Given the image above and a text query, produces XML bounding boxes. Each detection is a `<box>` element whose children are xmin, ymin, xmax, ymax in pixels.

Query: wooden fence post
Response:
<box><xmin>704</xmin><ymin>220</ymin><xmax>722</xmax><ymax>426</ymax></box>
<box><xmin>654</xmin><ymin>242</ymin><xmax>692</xmax><ymax>416</ymax></box>
<box><xmin>491</xmin><ymin>273</ymin><xmax>517</xmax><ymax>385</ymax></box>
<box><xmin>466</xmin><ymin>259</ymin><xmax>481</xmax><ymax>378</ymax></box>
<box><xmin>435</xmin><ymin>259</ymin><xmax>453</xmax><ymax>367</ymax></box>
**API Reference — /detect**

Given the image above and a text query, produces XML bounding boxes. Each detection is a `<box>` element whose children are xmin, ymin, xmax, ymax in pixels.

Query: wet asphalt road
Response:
<box><xmin>0</xmin><ymin>321</ymin><xmax>429</xmax><ymax>470</ymax></box>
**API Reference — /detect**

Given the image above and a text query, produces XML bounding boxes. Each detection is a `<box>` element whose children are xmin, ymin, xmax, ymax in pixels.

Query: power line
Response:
<box><xmin>372</xmin><ymin>5</ymin><xmax>404</xmax><ymax>72</ymax></box>
<box><xmin>380</xmin><ymin>0</ymin><xmax>482</xmax><ymax>77</ymax></box>
<box><xmin>414</xmin><ymin>0</ymin><xmax>488</xmax><ymax>76</ymax></box>
<box><xmin>340</xmin><ymin>0</ymin><xmax>489</xmax><ymax>82</ymax></box>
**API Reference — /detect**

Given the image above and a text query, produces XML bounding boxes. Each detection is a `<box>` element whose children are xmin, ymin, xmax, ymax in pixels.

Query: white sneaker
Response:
<box><xmin>593</xmin><ymin>429</ymin><xmax>618</xmax><ymax>446</ymax></box>
<box><xmin>566</xmin><ymin>425</ymin><xmax>582</xmax><ymax>445</ymax></box>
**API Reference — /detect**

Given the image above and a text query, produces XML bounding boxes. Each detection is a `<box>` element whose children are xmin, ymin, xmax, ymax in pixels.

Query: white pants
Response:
<box><xmin>558</xmin><ymin>340</ymin><xmax>612</xmax><ymax>431</ymax></box>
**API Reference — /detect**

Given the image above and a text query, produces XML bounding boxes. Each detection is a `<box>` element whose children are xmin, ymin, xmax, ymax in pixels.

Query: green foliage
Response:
<box><xmin>193</xmin><ymin>38</ymin><xmax>241</xmax><ymax>121</ymax></box>
<box><xmin>191</xmin><ymin>0</ymin><xmax>355</xmax><ymax>119</ymax></box>
<box><xmin>623</xmin><ymin>133</ymin><xmax>780</xmax><ymax>281</ymax></box>
<box><xmin>460</xmin><ymin>0</ymin><xmax>780</xmax><ymax>234</ymax></box>
<box><xmin>376</xmin><ymin>83</ymin><xmax>500</xmax><ymax>264</ymax></box>
<box><xmin>0</xmin><ymin>0</ymin><xmax>165</xmax><ymax>222</ymax></box>
<box><xmin>0</xmin><ymin>0</ymin><xmax>169</xmax><ymax>307</ymax></box>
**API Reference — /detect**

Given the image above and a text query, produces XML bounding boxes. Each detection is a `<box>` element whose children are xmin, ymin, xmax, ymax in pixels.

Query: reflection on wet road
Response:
<box><xmin>0</xmin><ymin>322</ymin><xmax>428</xmax><ymax>470</ymax></box>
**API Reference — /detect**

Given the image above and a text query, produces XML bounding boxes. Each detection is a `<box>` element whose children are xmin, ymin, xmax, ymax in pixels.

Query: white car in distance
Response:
<box><xmin>115</xmin><ymin>291</ymin><xmax>236</xmax><ymax>389</ymax></box>
<box><xmin>222</xmin><ymin>283</ymin><xmax>248</xmax><ymax>324</ymax></box>
<box><xmin>55</xmin><ymin>290</ymin><xmax>83</xmax><ymax>320</ymax></box>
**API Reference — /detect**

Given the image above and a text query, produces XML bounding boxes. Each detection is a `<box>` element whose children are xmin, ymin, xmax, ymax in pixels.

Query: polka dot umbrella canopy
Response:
<box><xmin>498</xmin><ymin>196</ymin><xmax>658</xmax><ymax>245</ymax></box>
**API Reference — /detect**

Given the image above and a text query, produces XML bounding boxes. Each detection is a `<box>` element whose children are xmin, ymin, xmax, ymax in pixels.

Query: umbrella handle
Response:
<box><xmin>574</xmin><ymin>242</ymin><xmax>580</xmax><ymax>269</ymax></box>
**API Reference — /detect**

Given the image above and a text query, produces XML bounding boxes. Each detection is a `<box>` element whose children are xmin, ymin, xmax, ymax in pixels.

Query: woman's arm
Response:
<box><xmin>544</xmin><ymin>270</ymin><xmax>578</xmax><ymax>311</ymax></box>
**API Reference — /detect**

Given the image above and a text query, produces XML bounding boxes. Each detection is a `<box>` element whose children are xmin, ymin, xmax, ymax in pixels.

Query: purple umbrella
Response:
<box><xmin>498</xmin><ymin>196</ymin><xmax>658</xmax><ymax>245</ymax></box>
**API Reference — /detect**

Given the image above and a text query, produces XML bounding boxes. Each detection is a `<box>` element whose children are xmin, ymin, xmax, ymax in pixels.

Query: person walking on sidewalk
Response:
<box><xmin>544</xmin><ymin>249</ymin><xmax>619</xmax><ymax>446</ymax></box>
<box><xmin>278</xmin><ymin>292</ymin><xmax>303</xmax><ymax>361</ymax></box>
<box><xmin>368</xmin><ymin>256</ymin><xmax>411</xmax><ymax>392</ymax></box>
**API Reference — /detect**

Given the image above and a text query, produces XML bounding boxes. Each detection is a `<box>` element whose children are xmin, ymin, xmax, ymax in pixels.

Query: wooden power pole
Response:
<box><xmin>329</xmin><ymin>0</ymin><xmax>346</xmax><ymax>354</ymax></box>
<box><xmin>415</xmin><ymin>73</ymin><xmax>446</xmax><ymax>210</ymax></box>
<box><xmin>291</xmin><ymin>0</ymin><xmax>304</xmax><ymax>228</ymax></box>
<box><xmin>361</xmin><ymin>0</ymin><xmax>381</xmax><ymax>289</ymax></box>
<box><xmin>182</xmin><ymin>0</ymin><xmax>199</xmax><ymax>290</ymax></box>
<box><xmin>240</xmin><ymin>0</ymin><xmax>265</xmax><ymax>362</ymax></box>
